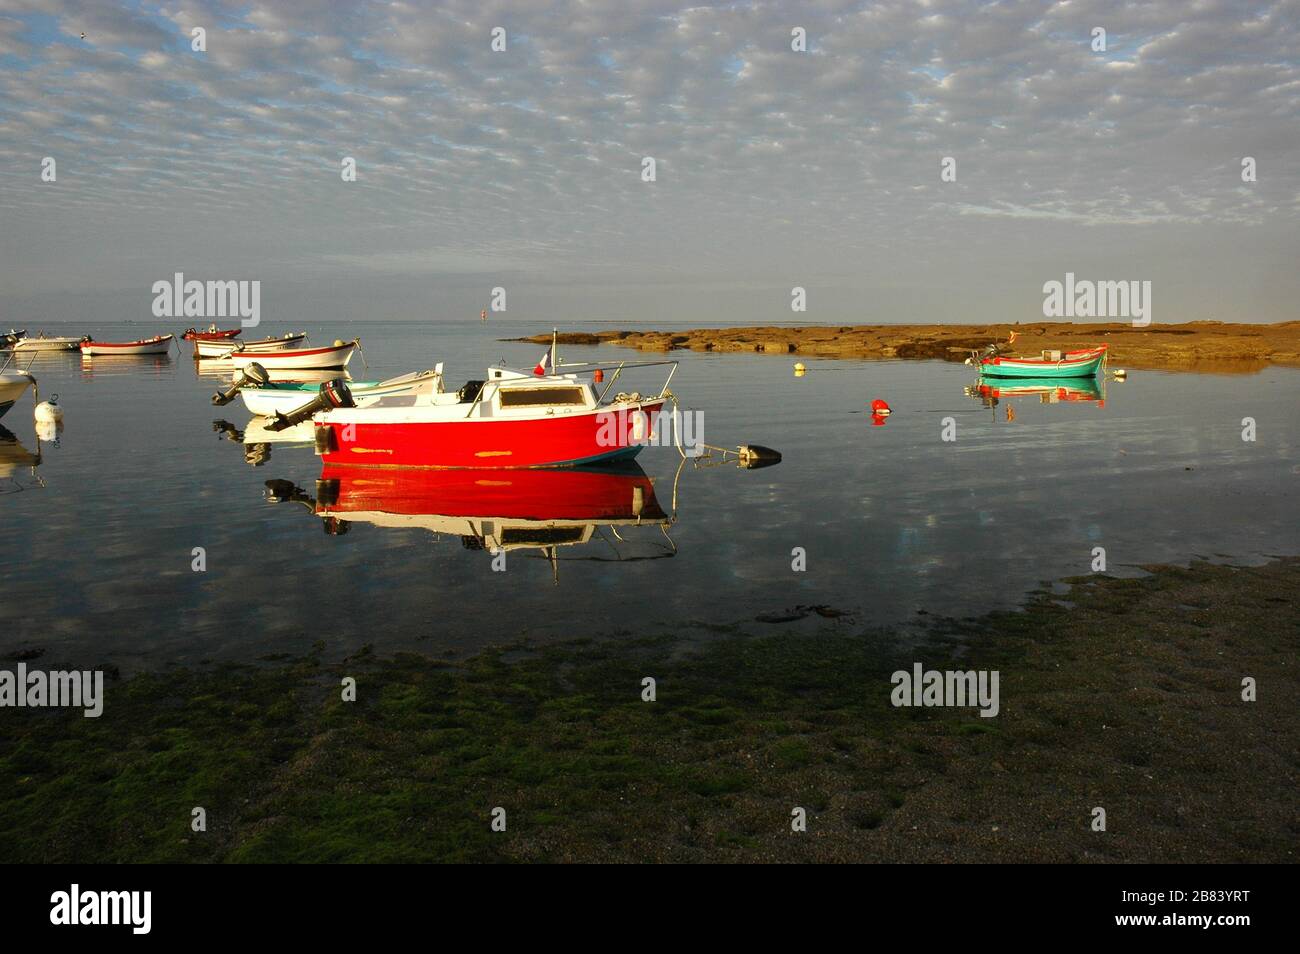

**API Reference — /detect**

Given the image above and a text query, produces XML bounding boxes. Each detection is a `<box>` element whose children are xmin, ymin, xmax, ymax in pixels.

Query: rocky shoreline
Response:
<box><xmin>515</xmin><ymin>321</ymin><xmax>1300</xmax><ymax>372</ymax></box>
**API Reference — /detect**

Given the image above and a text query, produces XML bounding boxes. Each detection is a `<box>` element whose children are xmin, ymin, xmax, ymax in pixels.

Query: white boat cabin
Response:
<box><xmin>348</xmin><ymin>366</ymin><xmax>603</xmax><ymax>421</ymax></box>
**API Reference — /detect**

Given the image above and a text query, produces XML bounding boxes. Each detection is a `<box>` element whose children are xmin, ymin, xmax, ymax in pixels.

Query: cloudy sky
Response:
<box><xmin>0</xmin><ymin>0</ymin><xmax>1296</xmax><ymax>326</ymax></box>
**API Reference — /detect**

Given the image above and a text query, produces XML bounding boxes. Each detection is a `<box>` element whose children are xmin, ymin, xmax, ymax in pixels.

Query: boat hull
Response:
<box><xmin>230</xmin><ymin>342</ymin><xmax>356</xmax><ymax>371</ymax></box>
<box><xmin>11</xmin><ymin>337</ymin><xmax>81</xmax><ymax>352</ymax></box>
<box><xmin>241</xmin><ymin>381</ymin><xmax>380</xmax><ymax>416</ymax></box>
<box><xmin>184</xmin><ymin>328</ymin><xmax>241</xmax><ymax>341</ymax></box>
<box><xmin>0</xmin><ymin>373</ymin><xmax>33</xmax><ymax>419</ymax></box>
<box><xmin>316</xmin><ymin>399</ymin><xmax>665</xmax><ymax>469</ymax></box>
<box><xmin>979</xmin><ymin>346</ymin><xmax>1107</xmax><ymax>378</ymax></box>
<box><xmin>80</xmin><ymin>335</ymin><xmax>174</xmax><ymax>355</ymax></box>
<box><xmin>195</xmin><ymin>334</ymin><xmax>307</xmax><ymax>358</ymax></box>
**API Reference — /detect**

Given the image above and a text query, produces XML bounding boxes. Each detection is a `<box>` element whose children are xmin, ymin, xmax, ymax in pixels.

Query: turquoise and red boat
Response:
<box><xmin>977</xmin><ymin>344</ymin><xmax>1107</xmax><ymax>379</ymax></box>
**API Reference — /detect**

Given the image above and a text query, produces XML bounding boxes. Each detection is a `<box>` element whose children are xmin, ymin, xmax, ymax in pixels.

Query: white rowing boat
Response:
<box><xmin>80</xmin><ymin>334</ymin><xmax>174</xmax><ymax>356</ymax></box>
<box><xmin>194</xmin><ymin>332</ymin><xmax>308</xmax><ymax>358</ymax></box>
<box><xmin>238</xmin><ymin>367</ymin><xmax>441</xmax><ymax>416</ymax></box>
<box><xmin>229</xmin><ymin>339</ymin><xmax>357</xmax><ymax>371</ymax></box>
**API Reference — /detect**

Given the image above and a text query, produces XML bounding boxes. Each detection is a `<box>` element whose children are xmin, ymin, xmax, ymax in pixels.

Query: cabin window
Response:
<box><xmin>498</xmin><ymin>386</ymin><xmax>587</xmax><ymax>408</ymax></box>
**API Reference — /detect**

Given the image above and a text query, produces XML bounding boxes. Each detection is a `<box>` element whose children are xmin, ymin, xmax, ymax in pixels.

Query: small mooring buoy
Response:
<box><xmin>870</xmin><ymin>398</ymin><xmax>891</xmax><ymax>415</ymax></box>
<box><xmin>793</xmin><ymin>362</ymin><xmax>806</xmax><ymax>377</ymax></box>
<box><xmin>34</xmin><ymin>394</ymin><xmax>63</xmax><ymax>424</ymax></box>
<box><xmin>1112</xmin><ymin>368</ymin><xmax>1127</xmax><ymax>379</ymax></box>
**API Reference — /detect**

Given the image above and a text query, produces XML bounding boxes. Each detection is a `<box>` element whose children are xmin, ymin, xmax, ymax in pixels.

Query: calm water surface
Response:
<box><xmin>1</xmin><ymin>320</ymin><xmax>1296</xmax><ymax>670</ymax></box>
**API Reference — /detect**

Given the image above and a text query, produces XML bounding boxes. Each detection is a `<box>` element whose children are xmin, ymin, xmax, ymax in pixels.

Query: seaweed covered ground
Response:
<box><xmin>1</xmin><ymin>559</ymin><xmax>1295</xmax><ymax>863</ymax></box>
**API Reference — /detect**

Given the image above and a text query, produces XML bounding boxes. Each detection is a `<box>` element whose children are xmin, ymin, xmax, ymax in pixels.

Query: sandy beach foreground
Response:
<box><xmin>519</xmin><ymin>321</ymin><xmax>1300</xmax><ymax>372</ymax></box>
<box><xmin>2</xmin><ymin>559</ymin><xmax>1294</xmax><ymax>863</ymax></box>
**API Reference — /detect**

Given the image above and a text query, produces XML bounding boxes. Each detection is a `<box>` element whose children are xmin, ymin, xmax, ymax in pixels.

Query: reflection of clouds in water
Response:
<box><xmin>1</xmin><ymin>322</ymin><xmax>1298</xmax><ymax>671</ymax></box>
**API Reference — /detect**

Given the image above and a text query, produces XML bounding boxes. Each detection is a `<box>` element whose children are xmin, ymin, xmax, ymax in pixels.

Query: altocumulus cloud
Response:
<box><xmin>0</xmin><ymin>0</ymin><xmax>1296</xmax><ymax>324</ymax></box>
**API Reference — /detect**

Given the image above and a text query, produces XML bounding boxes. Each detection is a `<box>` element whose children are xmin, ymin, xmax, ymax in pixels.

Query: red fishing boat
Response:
<box><xmin>266</xmin><ymin>344</ymin><xmax>678</xmax><ymax>469</ymax></box>
<box><xmin>183</xmin><ymin>326</ymin><xmax>241</xmax><ymax>341</ymax></box>
<box><xmin>313</xmin><ymin>364</ymin><xmax>668</xmax><ymax>469</ymax></box>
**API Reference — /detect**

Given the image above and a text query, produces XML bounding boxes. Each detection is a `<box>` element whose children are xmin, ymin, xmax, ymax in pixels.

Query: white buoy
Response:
<box><xmin>1112</xmin><ymin>369</ymin><xmax>1127</xmax><ymax>379</ymax></box>
<box><xmin>34</xmin><ymin>393</ymin><xmax>63</xmax><ymax>423</ymax></box>
<box><xmin>793</xmin><ymin>362</ymin><xmax>806</xmax><ymax>377</ymax></box>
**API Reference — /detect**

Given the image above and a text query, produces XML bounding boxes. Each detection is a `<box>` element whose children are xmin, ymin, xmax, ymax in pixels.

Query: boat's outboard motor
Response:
<box><xmin>736</xmin><ymin>444</ymin><xmax>782</xmax><ymax>469</ymax></box>
<box><xmin>211</xmin><ymin>362</ymin><xmax>270</xmax><ymax>406</ymax></box>
<box><xmin>265</xmin><ymin>379</ymin><xmax>355</xmax><ymax>432</ymax></box>
<box><xmin>457</xmin><ymin>380</ymin><xmax>485</xmax><ymax>403</ymax></box>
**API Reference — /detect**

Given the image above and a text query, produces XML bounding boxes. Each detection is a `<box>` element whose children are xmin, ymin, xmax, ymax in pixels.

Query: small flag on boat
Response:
<box><xmin>534</xmin><ymin>344</ymin><xmax>553</xmax><ymax>376</ymax></box>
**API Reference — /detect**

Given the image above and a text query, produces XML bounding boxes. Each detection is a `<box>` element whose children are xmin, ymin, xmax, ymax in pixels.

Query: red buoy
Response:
<box><xmin>870</xmin><ymin>398</ymin><xmax>891</xmax><ymax>415</ymax></box>
<box><xmin>593</xmin><ymin>368</ymin><xmax>604</xmax><ymax>383</ymax></box>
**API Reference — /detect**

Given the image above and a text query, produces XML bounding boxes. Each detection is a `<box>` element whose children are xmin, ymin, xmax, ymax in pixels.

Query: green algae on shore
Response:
<box><xmin>1</xmin><ymin>559</ymin><xmax>1295</xmax><ymax>863</ymax></box>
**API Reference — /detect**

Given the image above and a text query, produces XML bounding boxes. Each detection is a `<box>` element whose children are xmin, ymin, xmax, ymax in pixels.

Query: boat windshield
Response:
<box><xmin>498</xmin><ymin>386</ymin><xmax>587</xmax><ymax>407</ymax></box>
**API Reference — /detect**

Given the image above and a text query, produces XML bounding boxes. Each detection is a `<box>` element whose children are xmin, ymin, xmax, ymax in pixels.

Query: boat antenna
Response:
<box><xmin>552</xmin><ymin>327</ymin><xmax>559</xmax><ymax>370</ymax></box>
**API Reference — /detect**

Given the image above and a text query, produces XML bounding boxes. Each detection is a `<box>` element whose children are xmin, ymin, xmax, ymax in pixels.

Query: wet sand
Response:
<box><xmin>518</xmin><ymin>321</ymin><xmax>1300</xmax><ymax>372</ymax></box>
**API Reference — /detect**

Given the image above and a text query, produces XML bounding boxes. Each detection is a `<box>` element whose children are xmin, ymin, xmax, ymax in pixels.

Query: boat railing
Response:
<box><xmin>552</xmin><ymin>358</ymin><xmax>677</xmax><ymax>404</ymax></box>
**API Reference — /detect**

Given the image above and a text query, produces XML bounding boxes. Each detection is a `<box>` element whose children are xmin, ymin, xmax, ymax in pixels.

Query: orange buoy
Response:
<box><xmin>593</xmin><ymin>368</ymin><xmax>604</xmax><ymax>383</ymax></box>
<box><xmin>870</xmin><ymin>398</ymin><xmax>891</xmax><ymax>415</ymax></box>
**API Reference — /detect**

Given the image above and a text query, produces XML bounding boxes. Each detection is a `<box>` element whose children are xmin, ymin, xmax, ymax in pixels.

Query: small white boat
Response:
<box><xmin>238</xmin><ymin>367</ymin><xmax>441</xmax><ymax>416</ymax></box>
<box><xmin>0</xmin><ymin>371</ymin><xmax>35</xmax><ymax>420</ymax></box>
<box><xmin>1</xmin><ymin>329</ymin><xmax>26</xmax><ymax>348</ymax></box>
<box><xmin>230</xmin><ymin>340</ymin><xmax>357</xmax><ymax>371</ymax></box>
<box><xmin>11</xmin><ymin>334</ymin><xmax>83</xmax><ymax>352</ymax></box>
<box><xmin>80</xmin><ymin>334</ymin><xmax>174</xmax><ymax>356</ymax></box>
<box><xmin>194</xmin><ymin>332</ymin><xmax>308</xmax><ymax>359</ymax></box>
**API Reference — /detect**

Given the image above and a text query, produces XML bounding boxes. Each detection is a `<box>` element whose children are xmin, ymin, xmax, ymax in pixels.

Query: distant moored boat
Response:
<box><xmin>80</xmin><ymin>334</ymin><xmax>175</xmax><ymax>356</ymax></box>
<box><xmin>977</xmin><ymin>344</ymin><xmax>1108</xmax><ymax>379</ymax></box>
<box><xmin>183</xmin><ymin>327</ymin><xmax>242</xmax><ymax>341</ymax></box>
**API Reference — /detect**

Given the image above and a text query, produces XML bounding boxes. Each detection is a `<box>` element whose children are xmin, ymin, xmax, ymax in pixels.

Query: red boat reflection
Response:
<box><xmin>265</xmin><ymin>463</ymin><xmax>675</xmax><ymax>579</ymax></box>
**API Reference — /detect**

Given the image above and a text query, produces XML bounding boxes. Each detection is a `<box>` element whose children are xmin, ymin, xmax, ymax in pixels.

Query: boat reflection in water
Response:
<box><xmin>965</xmin><ymin>375</ymin><xmax>1104</xmax><ymax>422</ymax></box>
<box><xmin>0</xmin><ymin>425</ymin><xmax>42</xmax><ymax>491</ymax></box>
<box><xmin>80</xmin><ymin>353</ymin><xmax>173</xmax><ymax>379</ymax></box>
<box><xmin>265</xmin><ymin>463</ymin><xmax>675</xmax><ymax>581</ymax></box>
<box><xmin>213</xmin><ymin>417</ymin><xmax>315</xmax><ymax>466</ymax></box>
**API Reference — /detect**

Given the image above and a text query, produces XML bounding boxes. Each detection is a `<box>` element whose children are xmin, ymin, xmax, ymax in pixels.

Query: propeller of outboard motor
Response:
<box><xmin>265</xmin><ymin>379</ymin><xmax>355</xmax><ymax>432</ymax></box>
<box><xmin>211</xmin><ymin>362</ymin><xmax>270</xmax><ymax>405</ymax></box>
